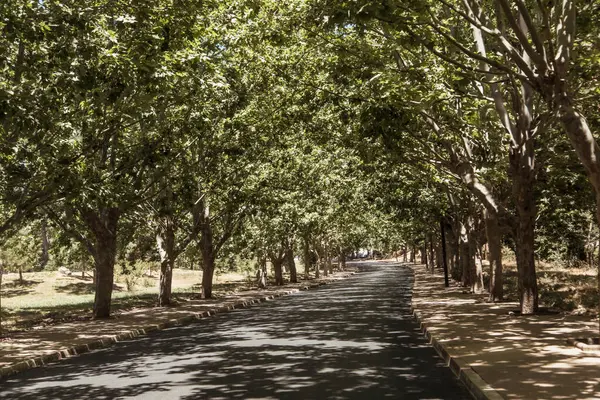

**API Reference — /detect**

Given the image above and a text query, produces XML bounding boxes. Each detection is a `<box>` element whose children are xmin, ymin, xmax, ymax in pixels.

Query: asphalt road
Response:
<box><xmin>0</xmin><ymin>262</ymin><xmax>471</xmax><ymax>399</ymax></box>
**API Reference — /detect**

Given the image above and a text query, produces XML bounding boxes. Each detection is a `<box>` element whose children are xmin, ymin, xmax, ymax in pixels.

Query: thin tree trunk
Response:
<box><xmin>428</xmin><ymin>235</ymin><xmax>435</xmax><ymax>274</ymax></box>
<box><xmin>459</xmin><ymin>221</ymin><xmax>472</xmax><ymax>288</ymax></box>
<box><xmin>403</xmin><ymin>245</ymin><xmax>407</xmax><ymax>262</ymax></box>
<box><xmin>156</xmin><ymin>222</ymin><xmax>176</xmax><ymax>306</ymax></box>
<box><xmin>420</xmin><ymin>244</ymin><xmax>427</xmax><ymax>266</ymax></box>
<box><xmin>257</xmin><ymin>256</ymin><xmax>267</xmax><ymax>288</ymax></box>
<box><xmin>40</xmin><ymin>219</ymin><xmax>49</xmax><ymax>270</ymax></box>
<box><xmin>0</xmin><ymin>261</ymin><xmax>3</xmax><ymax>335</ymax></box>
<box><xmin>286</xmin><ymin>247</ymin><xmax>297</xmax><ymax>283</ymax></box>
<box><xmin>410</xmin><ymin>244</ymin><xmax>416</xmax><ymax>262</ymax></box>
<box><xmin>198</xmin><ymin>199</ymin><xmax>217</xmax><ymax>299</ymax></box>
<box><xmin>471</xmin><ymin>232</ymin><xmax>484</xmax><ymax>294</ymax></box>
<box><xmin>484</xmin><ymin>210</ymin><xmax>503</xmax><ymax>301</ymax></box>
<box><xmin>339</xmin><ymin>247</ymin><xmax>346</xmax><ymax>270</ymax></box>
<box><xmin>440</xmin><ymin>219</ymin><xmax>449</xmax><ymax>287</ymax></box>
<box><xmin>302</xmin><ymin>237</ymin><xmax>311</xmax><ymax>279</ymax></box>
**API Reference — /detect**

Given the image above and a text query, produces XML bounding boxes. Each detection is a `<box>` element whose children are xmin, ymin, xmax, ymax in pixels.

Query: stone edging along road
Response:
<box><xmin>0</xmin><ymin>272</ymin><xmax>355</xmax><ymax>381</ymax></box>
<box><xmin>411</xmin><ymin>308</ymin><xmax>504</xmax><ymax>400</ymax></box>
<box><xmin>409</xmin><ymin>264</ymin><xmax>504</xmax><ymax>400</ymax></box>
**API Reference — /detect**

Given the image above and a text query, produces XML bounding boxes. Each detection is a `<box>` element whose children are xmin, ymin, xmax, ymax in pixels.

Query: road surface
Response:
<box><xmin>0</xmin><ymin>262</ymin><xmax>470</xmax><ymax>399</ymax></box>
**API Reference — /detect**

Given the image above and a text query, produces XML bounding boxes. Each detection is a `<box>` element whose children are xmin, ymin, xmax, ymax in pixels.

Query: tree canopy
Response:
<box><xmin>1</xmin><ymin>0</ymin><xmax>599</xmax><ymax>318</ymax></box>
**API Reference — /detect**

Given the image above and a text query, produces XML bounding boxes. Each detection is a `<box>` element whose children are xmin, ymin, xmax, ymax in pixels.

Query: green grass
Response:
<box><xmin>0</xmin><ymin>269</ymin><xmax>252</xmax><ymax>332</ymax></box>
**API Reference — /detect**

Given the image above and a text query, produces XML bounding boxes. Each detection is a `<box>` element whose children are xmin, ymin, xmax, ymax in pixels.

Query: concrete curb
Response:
<box><xmin>0</xmin><ymin>272</ymin><xmax>355</xmax><ymax>380</ymax></box>
<box><xmin>411</xmin><ymin>308</ymin><xmax>505</xmax><ymax>400</ymax></box>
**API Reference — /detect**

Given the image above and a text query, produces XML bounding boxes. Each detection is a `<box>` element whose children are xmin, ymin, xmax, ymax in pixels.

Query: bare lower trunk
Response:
<box><xmin>339</xmin><ymin>247</ymin><xmax>346</xmax><ymax>270</ymax></box>
<box><xmin>459</xmin><ymin>221</ymin><xmax>470</xmax><ymax>287</ymax></box>
<box><xmin>92</xmin><ymin>238</ymin><xmax>117</xmax><ymax>318</ymax></box>
<box><xmin>445</xmin><ymin>221</ymin><xmax>459</xmax><ymax>280</ymax></box>
<box><xmin>0</xmin><ymin>262</ymin><xmax>3</xmax><ymax>335</ymax></box>
<box><xmin>303</xmin><ymin>237</ymin><xmax>311</xmax><ymax>278</ymax></box>
<box><xmin>410</xmin><ymin>244</ymin><xmax>416</xmax><ymax>262</ymax></box>
<box><xmin>159</xmin><ymin>259</ymin><xmax>174</xmax><ymax>306</ymax></box>
<box><xmin>420</xmin><ymin>245</ymin><xmax>427</xmax><ymax>266</ymax></box>
<box><xmin>39</xmin><ymin>219</ymin><xmax>49</xmax><ymax>270</ymax></box>
<box><xmin>484</xmin><ymin>210</ymin><xmax>503</xmax><ymax>301</ymax></box>
<box><xmin>403</xmin><ymin>245</ymin><xmax>407</xmax><ymax>262</ymax></box>
<box><xmin>201</xmin><ymin>254</ymin><xmax>215</xmax><ymax>298</ymax></box>
<box><xmin>18</xmin><ymin>267</ymin><xmax>23</xmax><ymax>284</ymax></box>
<box><xmin>558</xmin><ymin>97</ymin><xmax>600</xmax><ymax>332</ymax></box>
<box><xmin>273</xmin><ymin>259</ymin><xmax>284</xmax><ymax>286</ymax></box>
<box><xmin>157</xmin><ymin>224</ymin><xmax>176</xmax><ymax>306</ymax></box>
<box><xmin>428</xmin><ymin>235</ymin><xmax>435</xmax><ymax>274</ymax></box>
<box><xmin>326</xmin><ymin>251</ymin><xmax>333</xmax><ymax>275</ymax></box>
<box><xmin>510</xmin><ymin>143</ymin><xmax>538</xmax><ymax>314</ymax></box>
<box><xmin>286</xmin><ymin>247</ymin><xmax>297</xmax><ymax>283</ymax></box>
<box><xmin>198</xmin><ymin>199</ymin><xmax>217</xmax><ymax>299</ymax></box>
<box><xmin>471</xmin><ymin>233</ymin><xmax>484</xmax><ymax>294</ymax></box>
<box><xmin>85</xmin><ymin>208</ymin><xmax>120</xmax><ymax>319</ymax></box>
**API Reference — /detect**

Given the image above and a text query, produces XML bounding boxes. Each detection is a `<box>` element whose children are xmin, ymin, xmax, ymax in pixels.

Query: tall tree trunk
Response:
<box><xmin>199</xmin><ymin>206</ymin><xmax>216</xmax><ymax>299</ymax></box>
<box><xmin>410</xmin><ymin>244</ymin><xmax>416</xmax><ymax>262</ymax></box>
<box><xmin>484</xmin><ymin>210</ymin><xmax>503</xmax><ymax>301</ymax></box>
<box><xmin>156</xmin><ymin>221</ymin><xmax>176</xmax><ymax>307</ymax></box>
<box><xmin>326</xmin><ymin>251</ymin><xmax>333</xmax><ymax>275</ymax></box>
<box><xmin>339</xmin><ymin>247</ymin><xmax>346</xmax><ymax>270</ymax></box>
<box><xmin>510</xmin><ymin>143</ymin><xmax>538</xmax><ymax>314</ymax></box>
<box><xmin>200</xmin><ymin>233</ymin><xmax>216</xmax><ymax>299</ymax></box>
<box><xmin>84</xmin><ymin>208</ymin><xmax>120</xmax><ymax>319</ymax></box>
<box><xmin>39</xmin><ymin>219</ymin><xmax>49</xmax><ymax>270</ymax></box>
<box><xmin>403</xmin><ymin>245</ymin><xmax>407</xmax><ymax>262</ymax></box>
<box><xmin>302</xmin><ymin>237</ymin><xmax>311</xmax><ymax>279</ymax></box>
<box><xmin>286</xmin><ymin>247</ymin><xmax>297</xmax><ymax>283</ymax></box>
<box><xmin>318</xmin><ymin>243</ymin><xmax>328</xmax><ymax>277</ymax></box>
<box><xmin>470</xmin><ymin>230</ymin><xmax>484</xmax><ymax>294</ymax></box>
<box><xmin>314</xmin><ymin>251</ymin><xmax>320</xmax><ymax>278</ymax></box>
<box><xmin>0</xmin><ymin>261</ymin><xmax>3</xmax><ymax>336</ymax></box>
<box><xmin>459</xmin><ymin>221</ymin><xmax>472</xmax><ymax>288</ymax></box>
<box><xmin>557</xmin><ymin>97</ymin><xmax>600</xmax><ymax>331</ymax></box>
<box><xmin>420</xmin><ymin>244</ymin><xmax>427</xmax><ymax>266</ymax></box>
<box><xmin>428</xmin><ymin>235</ymin><xmax>435</xmax><ymax>273</ymax></box>
<box><xmin>272</xmin><ymin>258</ymin><xmax>284</xmax><ymax>286</ymax></box>
<box><xmin>201</xmin><ymin>253</ymin><xmax>215</xmax><ymax>298</ymax></box>
<box><xmin>445</xmin><ymin>221</ymin><xmax>458</xmax><ymax>280</ymax></box>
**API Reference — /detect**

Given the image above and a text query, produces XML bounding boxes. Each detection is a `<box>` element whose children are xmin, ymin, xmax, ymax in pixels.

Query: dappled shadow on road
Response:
<box><xmin>410</xmin><ymin>263</ymin><xmax>600</xmax><ymax>400</ymax></box>
<box><xmin>0</xmin><ymin>264</ymin><xmax>469</xmax><ymax>399</ymax></box>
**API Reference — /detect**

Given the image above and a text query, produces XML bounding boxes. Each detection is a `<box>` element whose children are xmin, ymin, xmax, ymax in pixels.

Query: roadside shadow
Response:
<box><xmin>0</xmin><ymin>263</ymin><xmax>469</xmax><ymax>400</ymax></box>
<box><xmin>1</xmin><ymin>280</ymin><xmax>43</xmax><ymax>298</ymax></box>
<box><xmin>55</xmin><ymin>282</ymin><xmax>121</xmax><ymax>295</ymax></box>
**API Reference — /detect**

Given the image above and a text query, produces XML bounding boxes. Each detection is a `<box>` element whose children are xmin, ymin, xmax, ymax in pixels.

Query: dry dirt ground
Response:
<box><xmin>500</xmin><ymin>260</ymin><xmax>598</xmax><ymax>315</ymax></box>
